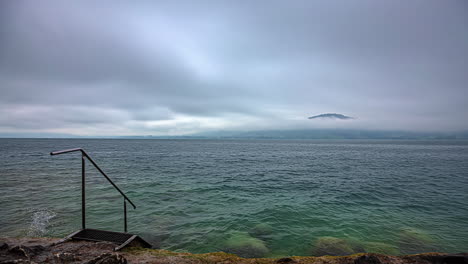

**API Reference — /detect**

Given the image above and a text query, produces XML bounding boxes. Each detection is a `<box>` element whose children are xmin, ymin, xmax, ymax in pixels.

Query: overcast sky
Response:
<box><xmin>1</xmin><ymin>0</ymin><xmax>467</xmax><ymax>136</ymax></box>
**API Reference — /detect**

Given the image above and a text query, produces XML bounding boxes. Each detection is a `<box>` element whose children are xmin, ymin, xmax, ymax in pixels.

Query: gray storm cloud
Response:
<box><xmin>0</xmin><ymin>0</ymin><xmax>467</xmax><ymax>136</ymax></box>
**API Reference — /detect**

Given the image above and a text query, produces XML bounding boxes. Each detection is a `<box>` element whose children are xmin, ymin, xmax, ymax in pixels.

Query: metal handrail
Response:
<box><xmin>50</xmin><ymin>148</ymin><xmax>135</xmax><ymax>232</ymax></box>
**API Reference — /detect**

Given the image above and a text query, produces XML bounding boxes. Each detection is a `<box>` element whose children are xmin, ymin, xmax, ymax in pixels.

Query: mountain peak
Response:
<box><xmin>308</xmin><ymin>113</ymin><xmax>354</xmax><ymax>120</ymax></box>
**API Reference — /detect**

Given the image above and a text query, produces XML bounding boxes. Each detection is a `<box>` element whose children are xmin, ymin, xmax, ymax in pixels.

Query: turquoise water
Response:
<box><xmin>1</xmin><ymin>139</ymin><xmax>467</xmax><ymax>256</ymax></box>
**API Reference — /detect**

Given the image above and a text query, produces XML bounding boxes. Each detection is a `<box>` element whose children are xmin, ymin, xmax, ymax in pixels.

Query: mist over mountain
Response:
<box><xmin>308</xmin><ymin>113</ymin><xmax>354</xmax><ymax>120</ymax></box>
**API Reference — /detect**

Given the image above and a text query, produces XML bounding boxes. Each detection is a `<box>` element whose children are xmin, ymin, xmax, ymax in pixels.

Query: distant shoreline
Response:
<box><xmin>1</xmin><ymin>129</ymin><xmax>468</xmax><ymax>140</ymax></box>
<box><xmin>2</xmin><ymin>137</ymin><xmax>468</xmax><ymax>140</ymax></box>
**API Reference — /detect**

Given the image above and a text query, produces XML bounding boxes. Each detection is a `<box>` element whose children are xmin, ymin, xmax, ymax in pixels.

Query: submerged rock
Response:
<box><xmin>249</xmin><ymin>223</ymin><xmax>273</xmax><ymax>238</ymax></box>
<box><xmin>363</xmin><ymin>242</ymin><xmax>399</xmax><ymax>255</ymax></box>
<box><xmin>347</xmin><ymin>239</ymin><xmax>366</xmax><ymax>254</ymax></box>
<box><xmin>312</xmin><ymin>236</ymin><xmax>355</xmax><ymax>256</ymax></box>
<box><xmin>398</xmin><ymin>227</ymin><xmax>436</xmax><ymax>254</ymax></box>
<box><xmin>222</xmin><ymin>232</ymin><xmax>269</xmax><ymax>258</ymax></box>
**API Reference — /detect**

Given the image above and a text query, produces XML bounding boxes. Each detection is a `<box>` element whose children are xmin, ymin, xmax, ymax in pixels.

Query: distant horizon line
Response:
<box><xmin>1</xmin><ymin>129</ymin><xmax>468</xmax><ymax>140</ymax></box>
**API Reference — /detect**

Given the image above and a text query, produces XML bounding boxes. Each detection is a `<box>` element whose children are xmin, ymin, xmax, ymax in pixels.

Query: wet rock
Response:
<box><xmin>8</xmin><ymin>245</ymin><xmax>45</xmax><ymax>259</ymax></box>
<box><xmin>0</xmin><ymin>243</ymin><xmax>9</xmax><ymax>250</ymax></box>
<box><xmin>249</xmin><ymin>223</ymin><xmax>273</xmax><ymax>238</ymax></box>
<box><xmin>354</xmin><ymin>255</ymin><xmax>383</xmax><ymax>264</ymax></box>
<box><xmin>398</xmin><ymin>227</ymin><xmax>437</xmax><ymax>254</ymax></box>
<box><xmin>421</xmin><ymin>254</ymin><xmax>468</xmax><ymax>264</ymax></box>
<box><xmin>85</xmin><ymin>253</ymin><xmax>127</xmax><ymax>264</ymax></box>
<box><xmin>27</xmin><ymin>245</ymin><xmax>45</xmax><ymax>256</ymax></box>
<box><xmin>54</xmin><ymin>252</ymin><xmax>79</xmax><ymax>263</ymax></box>
<box><xmin>222</xmin><ymin>232</ymin><xmax>269</xmax><ymax>258</ymax></box>
<box><xmin>276</xmin><ymin>257</ymin><xmax>297</xmax><ymax>263</ymax></box>
<box><xmin>312</xmin><ymin>237</ymin><xmax>354</xmax><ymax>256</ymax></box>
<box><xmin>363</xmin><ymin>242</ymin><xmax>399</xmax><ymax>255</ymax></box>
<box><xmin>0</xmin><ymin>260</ymin><xmax>33</xmax><ymax>264</ymax></box>
<box><xmin>442</xmin><ymin>255</ymin><xmax>468</xmax><ymax>264</ymax></box>
<box><xmin>8</xmin><ymin>246</ymin><xmax>28</xmax><ymax>258</ymax></box>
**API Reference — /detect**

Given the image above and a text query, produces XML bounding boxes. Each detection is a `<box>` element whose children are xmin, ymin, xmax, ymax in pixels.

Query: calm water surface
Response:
<box><xmin>1</xmin><ymin>139</ymin><xmax>467</xmax><ymax>256</ymax></box>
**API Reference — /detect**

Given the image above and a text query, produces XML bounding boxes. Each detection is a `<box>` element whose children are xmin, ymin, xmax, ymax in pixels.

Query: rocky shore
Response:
<box><xmin>1</xmin><ymin>238</ymin><xmax>467</xmax><ymax>264</ymax></box>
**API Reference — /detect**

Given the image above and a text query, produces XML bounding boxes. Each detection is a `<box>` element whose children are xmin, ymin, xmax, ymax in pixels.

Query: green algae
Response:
<box><xmin>398</xmin><ymin>227</ymin><xmax>437</xmax><ymax>254</ymax></box>
<box><xmin>312</xmin><ymin>236</ymin><xmax>402</xmax><ymax>256</ymax></box>
<box><xmin>222</xmin><ymin>231</ymin><xmax>270</xmax><ymax>258</ymax></box>
<box><xmin>346</xmin><ymin>238</ymin><xmax>367</xmax><ymax>254</ymax></box>
<box><xmin>363</xmin><ymin>242</ymin><xmax>400</xmax><ymax>255</ymax></box>
<box><xmin>121</xmin><ymin>245</ymin><xmax>453</xmax><ymax>264</ymax></box>
<box><xmin>311</xmin><ymin>236</ymin><xmax>355</xmax><ymax>256</ymax></box>
<box><xmin>123</xmin><ymin>246</ymin><xmax>358</xmax><ymax>264</ymax></box>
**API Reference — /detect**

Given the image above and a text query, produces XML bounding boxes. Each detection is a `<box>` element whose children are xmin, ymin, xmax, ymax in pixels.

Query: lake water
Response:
<box><xmin>1</xmin><ymin>138</ymin><xmax>467</xmax><ymax>257</ymax></box>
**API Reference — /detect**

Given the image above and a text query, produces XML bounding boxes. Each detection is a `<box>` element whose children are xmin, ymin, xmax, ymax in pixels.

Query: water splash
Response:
<box><xmin>27</xmin><ymin>209</ymin><xmax>56</xmax><ymax>237</ymax></box>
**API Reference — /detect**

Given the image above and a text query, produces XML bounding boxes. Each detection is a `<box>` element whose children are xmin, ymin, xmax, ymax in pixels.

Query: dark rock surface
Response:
<box><xmin>276</xmin><ymin>257</ymin><xmax>297</xmax><ymax>263</ymax></box>
<box><xmin>1</xmin><ymin>237</ymin><xmax>467</xmax><ymax>264</ymax></box>
<box><xmin>0</xmin><ymin>238</ymin><xmax>126</xmax><ymax>264</ymax></box>
<box><xmin>85</xmin><ymin>253</ymin><xmax>127</xmax><ymax>264</ymax></box>
<box><xmin>419</xmin><ymin>254</ymin><xmax>468</xmax><ymax>264</ymax></box>
<box><xmin>354</xmin><ymin>255</ymin><xmax>382</xmax><ymax>264</ymax></box>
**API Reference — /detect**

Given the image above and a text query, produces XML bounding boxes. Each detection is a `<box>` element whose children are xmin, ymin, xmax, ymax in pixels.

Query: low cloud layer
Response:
<box><xmin>308</xmin><ymin>113</ymin><xmax>354</xmax><ymax>120</ymax></box>
<box><xmin>1</xmin><ymin>0</ymin><xmax>467</xmax><ymax>136</ymax></box>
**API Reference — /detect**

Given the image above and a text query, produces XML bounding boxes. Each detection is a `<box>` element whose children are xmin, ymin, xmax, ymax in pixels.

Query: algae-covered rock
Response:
<box><xmin>363</xmin><ymin>242</ymin><xmax>400</xmax><ymax>255</ymax></box>
<box><xmin>347</xmin><ymin>238</ymin><xmax>366</xmax><ymax>254</ymax></box>
<box><xmin>249</xmin><ymin>223</ymin><xmax>273</xmax><ymax>238</ymax></box>
<box><xmin>398</xmin><ymin>227</ymin><xmax>437</xmax><ymax>254</ymax></box>
<box><xmin>222</xmin><ymin>232</ymin><xmax>269</xmax><ymax>258</ymax></box>
<box><xmin>312</xmin><ymin>236</ymin><xmax>355</xmax><ymax>256</ymax></box>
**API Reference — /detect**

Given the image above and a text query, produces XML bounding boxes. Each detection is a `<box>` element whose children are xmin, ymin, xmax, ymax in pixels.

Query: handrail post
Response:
<box><xmin>124</xmin><ymin>199</ymin><xmax>127</xmax><ymax>233</ymax></box>
<box><xmin>82</xmin><ymin>152</ymin><xmax>86</xmax><ymax>229</ymax></box>
<box><xmin>51</xmin><ymin>148</ymin><xmax>136</xmax><ymax>233</ymax></box>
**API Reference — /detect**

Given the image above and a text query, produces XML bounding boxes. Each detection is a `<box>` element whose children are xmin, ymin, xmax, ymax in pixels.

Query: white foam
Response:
<box><xmin>27</xmin><ymin>209</ymin><xmax>56</xmax><ymax>237</ymax></box>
